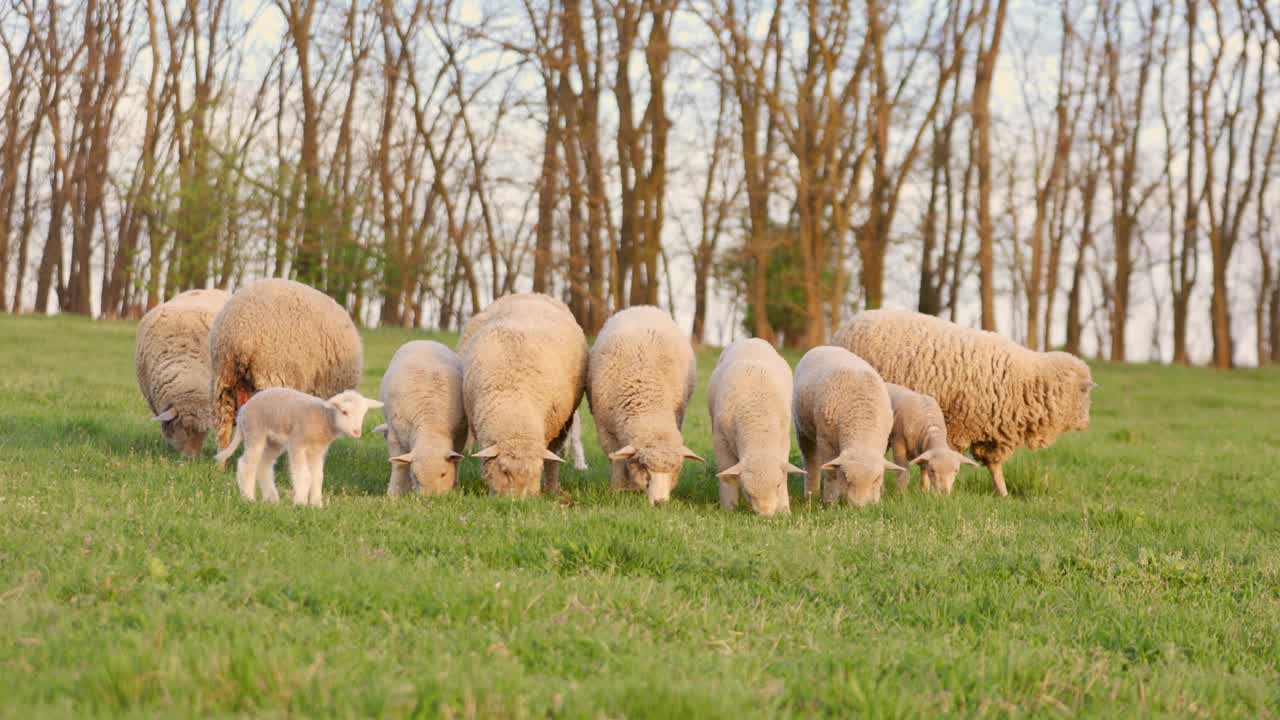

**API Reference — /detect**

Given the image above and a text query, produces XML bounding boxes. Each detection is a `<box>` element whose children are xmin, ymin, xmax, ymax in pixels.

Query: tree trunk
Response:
<box><xmin>973</xmin><ymin>0</ymin><xmax>1008</xmax><ymax>332</ymax></box>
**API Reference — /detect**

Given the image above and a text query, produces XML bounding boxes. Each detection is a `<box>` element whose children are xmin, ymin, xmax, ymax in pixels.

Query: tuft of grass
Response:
<box><xmin>1</xmin><ymin>314</ymin><xmax>1279</xmax><ymax>718</ymax></box>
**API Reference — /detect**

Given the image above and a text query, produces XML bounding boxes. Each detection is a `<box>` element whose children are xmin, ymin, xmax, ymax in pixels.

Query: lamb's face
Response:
<box><xmin>912</xmin><ymin>448</ymin><xmax>978</xmax><ymax>495</ymax></box>
<box><xmin>327</xmin><ymin>391</ymin><xmax>384</xmax><ymax>439</ymax></box>
<box><xmin>740</xmin><ymin>467</ymin><xmax>791</xmax><ymax>516</ymax></box>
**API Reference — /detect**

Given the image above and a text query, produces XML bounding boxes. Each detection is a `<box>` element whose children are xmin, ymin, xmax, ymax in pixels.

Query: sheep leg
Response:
<box><xmin>718</xmin><ymin>478</ymin><xmax>740</xmax><ymax>510</ymax></box>
<box><xmin>307</xmin><ymin>450</ymin><xmax>326</xmax><ymax>508</ymax></box>
<box><xmin>256</xmin><ymin>443</ymin><xmax>283</xmax><ymax>503</ymax></box>
<box><xmin>543</xmin><ymin>460</ymin><xmax>562</xmax><ymax>496</ymax></box>
<box><xmin>713</xmin><ymin>435</ymin><xmax>739</xmax><ymax>510</ymax></box>
<box><xmin>288</xmin><ymin>448</ymin><xmax>313</xmax><ymax>506</ymax></box>
<box><xmin>892</xmin><ymin>435</ymin><xmax>911</xmax><ymax>493</ymax></box>
<box><xmin>797</xmin><ymin>430</ymin><xmax>820</xmax><ymax>499</ymax></box>
<box><xmin>990</xmin><ymin>462</ymin><xmax>1008</xmax><ymax>497</ymax></box>
<box><xmin>386</xmin><ymin>433</ymin><xmax>412</xmax><ymax>497</ymax></box>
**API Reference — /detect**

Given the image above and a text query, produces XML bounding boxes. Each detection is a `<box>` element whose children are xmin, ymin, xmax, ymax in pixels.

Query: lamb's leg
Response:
<box><xmin>892</xmin><ymin>435</ymin><xmax>911</xmax><ymax>493</ymax></box>
<box><xmin>568</xmin><ymin>412</ymin><xmax>587</xmax><ymax>471</ymax></box>
<box><xmin>796</xmin><ymin>430</ymin><xmax>820</xmax><ymax>499</ymax></box>
<box><xmin>713</xmin><ymin>435</ymin><xmax>739</xmax><ymax>510</ymax></box>
<box><xmin>718</xmin><ymin>478</ymin><xmax>740</xmax><ymax>510</ymax></box>
<box><xmin>256</xmin><ymin>443</ymin><xmax>283</xmax><ymax>503</ymax></box>
<box><xmin>307</xmin><ymin>449</ymin><xmax>326</xmax><ymax>508</ymax></box>
<box><xmin>288</xmin><ymin>448</ymin><xmax>312</xmax><ymax>506</ymax></box>
<box><xmin>599</xmin><ymin>428</ymin><xmax>628</xmax><ymax>492</ymax></box>
<box><xmin>816</xmin><ymin>437</ymin><xmax>842</xmax><ymax>505</ymax></box>
<box><xmin>235</xmin><ymin>441</ymin><xmax>264</xmax><ymax>501</ymax></box>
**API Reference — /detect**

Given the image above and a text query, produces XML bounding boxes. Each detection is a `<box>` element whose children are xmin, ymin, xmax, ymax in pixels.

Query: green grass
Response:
<box><xmin>1</xmin><ymin>314</ymin><xmax>1278</xmax><ymax>718</ymax></box>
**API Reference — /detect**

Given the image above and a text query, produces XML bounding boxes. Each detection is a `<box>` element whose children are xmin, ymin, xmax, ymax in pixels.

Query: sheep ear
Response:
<box><xmin>445</xmin><ymin>450</ymin><xmax>465</xmax><ymax>463</ymax></box>
<box><xmin>472</xmin><ymin>445</ymin><xmax>500</xmax><ymax>459</ymax></box>
<box><xmin>542</xmin><ymin>448</ymin><xmax>565</xmax><ymax>463</ymax></box>
<box><xmin>717</xmin><ymin>462</ymin><xmax>744</xmax><ymax>478</ymax></box>
<box><xmin>365</xmin><ymin>399</ymin><xmax>384</xmax><ymax>410</ymax></box>
<box><xmin>680</xmin><ymin>446</ymin><xmax>705</xmax><ymax>463</ymax></box>
<box><xmin>608</xmin><ymin>444</ymin><xmax>637</xmax><ymax>461</ymax></box>
<box><xmin>909</xmin><ymin>450</ymin><xmax>934</xmax><ymax>466</ymax></box>
<box><xmin>783</xmin><ymin>462</ymin><xmax>806</xmax><ymax>475</ymax></box>
<box><xmin>390</xmin><ymin>452</ymin><xmax>414</xmax><ymax>465</ymax></box>
<box><xmin>959</xmin><ymin>454</ymin><xmax>980</xmax><ymax>467</ymax></box>
<box><xmin>884</xmin><ymin>459</ymin><xmax>907</xmax><ymax>473</ymax></box>
<box><xmin>153</xmin><ymin>408</ymin><xmax>177</xmax><ymax>423</ymax></box>
<box><xmin>821</xmin><ymin>458</ymin><xmax>842</xmax><ymax>471</ymax></box>
<box><xmin>372</xmin><ymin>423</ymin><xmax>389</xmax><ymax>436</ymax></box>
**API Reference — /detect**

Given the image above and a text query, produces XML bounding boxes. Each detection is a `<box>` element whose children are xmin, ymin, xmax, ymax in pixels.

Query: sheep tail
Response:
<box><xmin>214</xmin><ymin>427</ymin><xmax>242</xmax><ymax>471</ymax></box>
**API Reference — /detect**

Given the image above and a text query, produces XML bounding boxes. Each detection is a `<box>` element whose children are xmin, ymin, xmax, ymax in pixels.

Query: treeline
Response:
<box><xmin>1</xmin><ymin>0</ymin><xmax>1278</xmax><ymax>367</ymax></box>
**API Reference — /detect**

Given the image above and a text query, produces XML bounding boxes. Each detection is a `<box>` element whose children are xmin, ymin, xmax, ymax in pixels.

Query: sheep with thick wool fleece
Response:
<box><xmin>377</xmin><ymin>340</ymin><xmax>468</xmax><ymax>497</ymax></box>
<box><xmin>831</xmin><ymin>308</ymin><xmax>1094</xmax><ymax>496</ymax></box>
<box><xmin>707</xmin><ymin>338</ymin><xmax>805</xmax><ymax>516</ymax></box>
<box><xmin>793</xmin><ymin>346</ymin><xmax>904</xmax><ymax>507</ymax></box>
<box><xmin>885</xmin><ymin>382</ymin><xmax>978</xmax><ymax>495</ymax></box>
<box><xmin>587</xmin><ymin>306</ymin><xmax>703</xmax><ymax>505</ymax></box>
<box><xmin>135</xmin><ymin>288</ymin><xmax>230</xmax><ymax>456</ymax></box>
<box><xmin>458</xmin><ymin>293</ymin><xmax>587</xmax><ymax>497</ymax></box>
<box><xmin>209</xmin><ymin>279</ymin><xmax>363</xmax><ymax>451</ymax></box>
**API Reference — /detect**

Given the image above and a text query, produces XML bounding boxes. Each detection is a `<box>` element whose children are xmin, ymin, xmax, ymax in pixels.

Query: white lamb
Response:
<box><xmin>587</xmin><ymin>306</ymin><xmax>703</xmax><ymax>505</ymax></box>
<box><xmin>793</xmin><ymin>346</ymin><xmax>904</xmax><ymax>507</ymax></box>
<box><xmin>378</xmin><ymin>340</ymin><xmax>468</xmax><ymax>497</ymax></box>
<box><xmin>707</xmin><ymin>338</ymin><xmax>805</xmax><ymax>516</ymax></box>
<box><xmin>214</xmin><ymin>388</ymin><xmax>383</xmax><ymax>507</ymax></box>
<box><xmin>886</xmin><ymin>383</ymin><xmax>977</xmax><ymax>495</ymax></box>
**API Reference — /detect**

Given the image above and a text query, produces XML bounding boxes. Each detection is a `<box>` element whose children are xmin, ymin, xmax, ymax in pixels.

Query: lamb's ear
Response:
<box><xmin>472</xmin><ymin>445</ymin><xmax>500</xmax><ymax>459</ymax></box>
<box><xmin>883</xmin><ymin>459</ymin><xmax>907</xmax><ymax>473</ymax></box>
<box><xmin>783</xmin><ymin>461</ymin><xmax>806</xmax><ymax>475</ymax></box>
<box><xmin>680</xmin><ymin>446</ymin><xmax>705</xmax><ymax>463</ymax></box>
<box><xmin>608</xmin><ymin>444</ymin><xmax>637</xmax><ymax>461</ymax></box>
<box><xmin>542</xmin><ymin>448</ymin><xmax>565</xmax><ymax>463</ymax></box>
<box><xmin>821</xmin><ymin>458</ymin><xmax>842</xmax><ymax>471</ymax></box>
<box><xmin>717</xmin><ymin>462</ymin><xmax>744</xmax><ymax>478</ymax></box>
<box><xmin>153</xmin><ymin>408</ymin><xmax>177</xmax><ymax>423</ymax></box>
<box><xmin>445</xmin><ymin>450</ymin><xmax>465</xmax><ymax>463</ymax></box>
<box><xmin>365</xmin><ymin>399</ymin><xmax>385</xmax><ymax>410</ymax></box>
<box><xmin>909</xmin><ymin>450</ymin><xmax>935</xmax><ymax>466</ymax></box>
<box><xmin>390</xmin><ymin>452</ymin><xmax>414</xmax><ymax>465</ymax></box>
<box><xmin>372</xmin><ymin>423</ymin><xmax>389</xmax><ymax>437</ymax></box>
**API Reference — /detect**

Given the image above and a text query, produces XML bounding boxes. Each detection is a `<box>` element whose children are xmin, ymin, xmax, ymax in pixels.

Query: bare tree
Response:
<box><xmin>972</xmin><ymin>0</ymin><xmax>1008</xmax><ymax>331</ymax></box>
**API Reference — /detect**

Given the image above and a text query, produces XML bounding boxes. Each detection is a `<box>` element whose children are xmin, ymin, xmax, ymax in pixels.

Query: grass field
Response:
<box><xmin>1</xmin><ymin>314</ymin><xmax>1278</xmax><ymax>718</ymax></box>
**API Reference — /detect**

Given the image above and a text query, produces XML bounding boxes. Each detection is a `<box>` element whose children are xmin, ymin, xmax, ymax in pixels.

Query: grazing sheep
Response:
<box><xmin>134</xmin><ymin>288</ymin><xmax>230</xmax><ymax>456</ymax></box>
<box><xmin>379</xmin><ymin>340</ymin><xmax>467</xmax><ymax>497</ymax></box>
<box><xmin>793</xmin><ymin>346</ymin><xmax>904</xmax><ymax>507</ymax></box>
<box><xmin>832</xmin><ymin>309</ymin><xmax>1094</xmax><ymax>496</ymax></box>
<box><xmin>214</xmin><ymin>388</ymin><xmax>382</xmax><ymax>506</ymax></box>
<box><xmin>209</xmin><ymin>279</ymin><xmax>363</xmax><ymax>451</ymax></box>
<box><xmin>458</xmin><ymin>293</ymin><xmax>587</xmax><ymax>497</ymax></box>
<box><xmin>707</xmin><ymin>338</ymin><xmax>805</xmax><ymax>516</ymax></box>
<box><xmin>587</xmin><ymin>306</ymin><xmax>703</xmax><ymax>505</ymax></box>
<box><xmin>886</xmin><ymin>383</ymin><xmax>978</xmax><ymax>495</ymax></box>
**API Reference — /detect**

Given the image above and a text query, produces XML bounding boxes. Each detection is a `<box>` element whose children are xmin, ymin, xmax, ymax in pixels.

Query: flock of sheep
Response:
<box><xmin>134</xmin><ymin>279</ymin><xmax>1095</xmax><ymax>514</ymax></box>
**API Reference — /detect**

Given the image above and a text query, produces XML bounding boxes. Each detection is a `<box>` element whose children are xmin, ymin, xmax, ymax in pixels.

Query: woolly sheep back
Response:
<box><xmin>587</xmin><ymin>305</ymin><xmax>699</xmax><ymax>505</ymax></box>
<box><xmin>832</xmin><ymin>308</ymin><xmax>1093</xmax><ymax>495</ymax></box>
<box><xmin>706</xmin><ymin>338</ymin><xmax>798</xmax><ymax>516</ymax></box>
<box><xmin>380</xmin><ymin>340</ymin><xmax>468</xmax><ymax>496</ymax></box>
<box><xmin>135</xmin><ymin>288</ymin><xmax>230</xmax><ymax>456</ymax></box>
<box><xmin>458</xmin><ymin>292</ymin><xmax>587</xmax><ymax>497</ymax></box>
<box><xmin>209</xmin><ymin>279</ymin><xmax>363</xmax><ymax>450</ymax></box>
<box><xmin>792</xmin><ymin>345</ymin><xmax>898</xmax><ymax>506</ymax></box>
